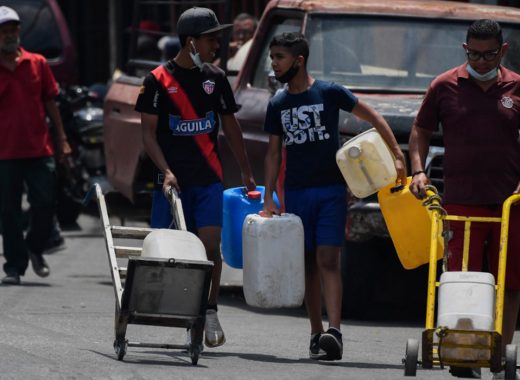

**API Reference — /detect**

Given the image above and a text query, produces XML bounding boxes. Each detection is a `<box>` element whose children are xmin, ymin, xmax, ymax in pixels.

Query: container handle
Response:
<box><xmin>390</xmin><ymin>184</ymin><xmax>405</xmax><ymax>193</ymax></box>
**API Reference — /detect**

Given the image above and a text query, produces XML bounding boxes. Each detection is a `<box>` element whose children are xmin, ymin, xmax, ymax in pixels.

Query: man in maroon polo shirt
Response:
<box><xmin>0</xmin><ymin>7</ymin><xmax>71</xmax><ymax>285</ymax></box>
<box><xmin>410</xmin><ymin>19</ymin><xmax>520</xmax><ymax>378</ymax></box>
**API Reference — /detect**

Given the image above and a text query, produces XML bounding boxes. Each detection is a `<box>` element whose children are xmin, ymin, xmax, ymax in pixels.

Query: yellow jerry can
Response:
<box><xmin>377</xmin><ymin>177</ymin><xmax>444</xmax><ymax>269</ymax></box>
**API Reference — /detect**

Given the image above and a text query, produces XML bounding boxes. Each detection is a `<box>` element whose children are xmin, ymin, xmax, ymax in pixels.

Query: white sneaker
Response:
<box><xmin>204</xmin><ymin>310</ymin><xmax>226</xmax><ymax>347</ymax></box>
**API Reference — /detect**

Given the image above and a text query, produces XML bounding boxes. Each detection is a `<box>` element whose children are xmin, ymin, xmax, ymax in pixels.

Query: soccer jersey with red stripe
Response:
<box><xmin>135</xmin><ymin>60</ymin><xmax>238</xmax><ymax>188</ymax></box>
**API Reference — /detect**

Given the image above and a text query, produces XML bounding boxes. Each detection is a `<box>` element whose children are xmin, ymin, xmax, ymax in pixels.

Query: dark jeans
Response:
<box><xmin>0</xmin><ymin>157</ymin><xmax>56</xmax><ymax>275</ymax></box>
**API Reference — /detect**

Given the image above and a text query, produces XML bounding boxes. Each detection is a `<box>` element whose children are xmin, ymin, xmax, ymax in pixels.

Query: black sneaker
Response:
<box><xmin>1</xmin><ymin>271</ymin><xmax>20</xmax><ymax>285</ymax></box>
<box><xmin>309</xmin><ymin>333</ymin><xmax>327</xmax><ymax>360</ymax></box>
<box><xmin>449</xmin><ymin>366</ymin><xmax>481</xmax><ymax>378</ymax></box>
<box><xmin>319</xmin><ymin>327</ymin><xmax>343</xmax><ymax>361</ymax></box>
<box><xmin>29</xmin><ymin>253</ymin><xmax>50</xmax><ymax>277</ymax></box>
<box><xmin>43</xmin><ymin>235</ymin><xmax>66</xmax><ymax>254</ymax></box>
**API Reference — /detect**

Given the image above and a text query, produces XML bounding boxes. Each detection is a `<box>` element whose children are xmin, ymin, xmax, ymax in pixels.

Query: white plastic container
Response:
<box><xmin>336</xmin><ymin>128</ymin><xmax>396</xmax><ymax>198</ymax></box>
<box><xmin>242</xmin><ymin>213</ymin><xmax>305</xmax><ymax>308</ymax></box>
<box><xmin>142</xmin><ymin>229</ymin><xmax>207</xmax><ymax>261</ymax></box>
<box><xmin>437</xmin><ymin>271</ymin><xmax>496</xmax><ymax>361</ymax></box>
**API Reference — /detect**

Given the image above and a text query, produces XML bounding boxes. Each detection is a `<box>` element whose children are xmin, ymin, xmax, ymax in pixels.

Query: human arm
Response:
<box><xmin>351</xmin><ymin>100</ymin><xmax>407</xmax><ymax>185</ymax></box>
<box><xmin>220</xmin><ymin>113</ymin><xmax>256</xmax><ymax>191</ymax></box>
<box><xmin>44</xmin><ymin>99</ymin><xmax>71</xmax><ymax>162</ymax></box>
<box><xmin>514</xmin><ymin>181</ymin><xmax>520</xmax><ymax>194</ymax></box>
<box><xmin>262</xmin><ymin>134</ymin><xmax>282</xmax><ymax>216</ymax></box>
<box><xmin>141</xmin><ymin>112</ymin><xmax>180</xmax><ymax>194</ymax></box>
<box><xmin>408</xmin><ymin>124</ymin><xmax>434</xmax><ymax>199</ymax></box>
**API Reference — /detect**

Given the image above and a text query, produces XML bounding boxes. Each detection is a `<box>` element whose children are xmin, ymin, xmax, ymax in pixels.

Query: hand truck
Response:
<box><xmin>403</xmin><ymin>189</ymin><xmax>520</xmax><ymax>379</ymax></box>
<box><xmin>85</xmin><ymin>184</ymin><xmax>213</xmax><ymax>365</ymax></box>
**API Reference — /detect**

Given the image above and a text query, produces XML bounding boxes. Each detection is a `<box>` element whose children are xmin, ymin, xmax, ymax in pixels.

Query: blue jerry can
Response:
<box><xmin>221</xmin><ymin>186</ymin><xmax>278</xmax><ymax>268</ymax></box>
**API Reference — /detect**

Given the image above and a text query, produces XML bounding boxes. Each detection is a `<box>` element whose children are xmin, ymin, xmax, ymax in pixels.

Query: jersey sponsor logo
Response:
<box><xmin>167</xmin><ymin>86</ymin><xmax>178</xmax><ymax>94</ymax></box>
<box><xmin>169</xmin><ymin>111</ymin><xmax>216</xmax><ymax>135</ymax></box>
<box><xmin>202</xmin><ymin>80</ymin><xmax>215</xmax><ymax>95</ymax></box>
<box><xmin>501</xmin><ymin>96</ymin><xmax>514</xmax><ymax>109</ymax></box>
<box><xmin>280</xmin><ymin>104</ymin><xmax>330</xmax><ymax>145</ymax></box>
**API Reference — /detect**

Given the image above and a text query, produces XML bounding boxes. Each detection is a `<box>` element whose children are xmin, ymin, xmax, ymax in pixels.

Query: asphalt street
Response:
<box><xmin>0</xmin><ymin>213</ymin><xmax>518</xmax><ymax>380</ymax></box>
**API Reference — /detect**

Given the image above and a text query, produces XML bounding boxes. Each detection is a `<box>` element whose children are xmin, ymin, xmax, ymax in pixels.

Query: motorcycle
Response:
<box><xmin>53</xmin><ymin>84</ymin><xmax>106</xmax><ymax>226</ymax></box>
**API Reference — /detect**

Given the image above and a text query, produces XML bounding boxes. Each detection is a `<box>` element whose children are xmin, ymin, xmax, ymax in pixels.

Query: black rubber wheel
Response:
<box><xmin>114</xmin><ymin>339</ymin><xmax>127</xmax><ymax>361</ymax></box>
<box><xmin>505</xmin><ymin>344</ymin><xmax>517</xmax><ymax>380</ymax></box>
<box><xmin>189</xmin><ymin>345</ymin><xmax>200</xmax><ymax>365</ymax></box>
<box><xmin>404</xmin><ymin>338</ymin><xmax>419</xmax><ymax>377</ymax></box>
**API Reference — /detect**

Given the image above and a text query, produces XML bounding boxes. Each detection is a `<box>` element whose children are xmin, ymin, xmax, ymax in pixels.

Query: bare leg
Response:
<box><xmin>502</xmin><ymin>290</ymin><xmax>520</xmax><ymax>353</ymax></box>
<box><xmin>197</xmin><ymin>226</ymin><xmax>222</xmax><ymax>305</ymax></box>
<box><xmin>305</xmin><ymin>250</ymin><xmax>324</xmax><ymax>334</ymax></box>
<box><xmin>316</xmin><ymin>245</ymin><xmax>342</xmax><ymax>329</ymax></box>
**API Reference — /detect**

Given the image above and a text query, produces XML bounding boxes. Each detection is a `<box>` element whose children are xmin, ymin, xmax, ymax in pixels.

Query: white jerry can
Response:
<box><xmin>142</xmin><ymin>229</ymin><xmax>207</xmax><ymax>261</ymax></box>
<box><xmin>242</xmin><ymin>213</ymin><xmax>305</xmax><ymax>308</ymax></box>
<box><xmin>336</xmin><ymin>128</ymin><xmax>396</xmax><ymax>198</ymax></box>
<box><xmin>437</xmin><ymin>271</ymin><xmax>496</xmax><ymax>361</ymax></box>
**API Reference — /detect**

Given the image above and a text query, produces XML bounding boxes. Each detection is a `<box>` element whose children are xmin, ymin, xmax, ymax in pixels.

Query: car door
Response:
<box><xmin>219</xmin><ymin>10</ymin><xmax>303</xmax><ymax>188</ymax></box>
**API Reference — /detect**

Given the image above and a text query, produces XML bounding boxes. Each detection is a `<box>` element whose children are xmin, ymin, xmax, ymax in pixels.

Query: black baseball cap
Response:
<box><xmin>177</xmin><ymin>7</ymin><xmax>232</xmax><ymax>36</ymax></box>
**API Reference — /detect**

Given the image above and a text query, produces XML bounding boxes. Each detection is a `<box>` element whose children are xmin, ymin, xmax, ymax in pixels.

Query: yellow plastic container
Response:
<box><xmin>377</xmin><ymin>177</ymin><xmax>444</xmax><ymax>269</ymax></box>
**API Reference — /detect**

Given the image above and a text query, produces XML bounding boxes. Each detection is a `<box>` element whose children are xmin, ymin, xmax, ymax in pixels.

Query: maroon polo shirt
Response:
<box><xmin>0</xmin><ymin>48</ymin><xmax>58</xmax><ymax>159</ymax></box>
<box><xmin>415</xmin><ymin>64</ymin><xmax>520</xmax><ymax>205</ymax></box>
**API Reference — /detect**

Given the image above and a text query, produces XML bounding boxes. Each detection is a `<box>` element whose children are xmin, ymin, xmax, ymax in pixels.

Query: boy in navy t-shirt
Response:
<box><xmin>262</xmin><ymin>33</ymin><xmax>406</xmax><ymax>361</ymax></box>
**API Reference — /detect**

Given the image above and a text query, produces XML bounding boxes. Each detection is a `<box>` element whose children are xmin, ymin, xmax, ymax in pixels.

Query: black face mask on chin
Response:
<box><xmin>275</xmin><ymin>61</ymin><xmax>299</xmax><ymax>84</ymax></box>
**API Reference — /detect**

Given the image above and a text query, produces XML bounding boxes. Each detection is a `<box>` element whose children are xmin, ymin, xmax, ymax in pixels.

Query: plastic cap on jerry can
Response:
<box><xmin>247</xmin><ymin>190</ymin><xmax>261</xmax><ymax>200</ymax></box>
<box><xmin>347</xmin><ymin>145</ymin><xmax>361</xmax><ymax>159</ymax></box>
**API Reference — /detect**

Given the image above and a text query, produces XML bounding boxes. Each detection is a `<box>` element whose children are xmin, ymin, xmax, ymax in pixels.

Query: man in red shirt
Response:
<box><xmin>0</xmin><ymin>7</ymin><xmax>71</xmax><ymax>285</ymax></box>
<box><xmin>409</xmin><ymin>19</ymin><xmax>520</xmax><ymax>379</ymax></box>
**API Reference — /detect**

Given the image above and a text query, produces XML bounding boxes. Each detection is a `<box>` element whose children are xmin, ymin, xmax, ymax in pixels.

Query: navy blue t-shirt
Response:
<box><xmin>264</xmin><ymin>80</ymin><xmax>358</xmax><ymax>188</ymax></box>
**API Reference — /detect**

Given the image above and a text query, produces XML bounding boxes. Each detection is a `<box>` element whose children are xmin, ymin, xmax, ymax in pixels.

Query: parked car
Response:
<box><xmin>6</xmin><ymin>0</ymin><xmax>78</xmax><ymax>84</ymax></box>
<box><xmin>103</xmin><ymin>0</ymin><xmax>520</xmax><ymax>318</ymax></box>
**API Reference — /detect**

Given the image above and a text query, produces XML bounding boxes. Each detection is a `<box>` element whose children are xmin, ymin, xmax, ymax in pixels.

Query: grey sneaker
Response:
<box><xmin>1</xmin><ymin>271</ymin><xmax>20</xmax><ymax>285</ymax></box>
<box><xmin>29</xmin><ymin>253</ymin><xmax>50</xmax><ymax>277</ymax></box>
<box><xmin>319</xmin><ymin>327</ymin><xmax>343</xmax><ymax>361</ymax></box>
<box><xmin>204</xmin><ymin>310</ymin><xmax>225</xmax><ymax>347</ymax></box>
<box><xmin>309</xmin><ymin>333</ymin><xmax>327</xmax><ymax>360</ymax></box>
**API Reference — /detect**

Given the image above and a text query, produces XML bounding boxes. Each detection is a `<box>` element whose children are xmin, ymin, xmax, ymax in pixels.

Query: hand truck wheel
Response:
<box><xmin>404</xmin><ymin>338</ymin><xmax>419</xmax><ymax>377</ymax></box>
<box><xmin>505</xmin><ymin>344</ymin><xmax>517</xmax><ymax>380</ymax></box>
<box><xmin>189</xmin><ymin>344</ymin><xmax>200</xmax><ymax>365</ymax></box>
<box><xmin>114</xmin><ymin>339</ymin><xmax>127</xmax><ymax>361</ymax></box>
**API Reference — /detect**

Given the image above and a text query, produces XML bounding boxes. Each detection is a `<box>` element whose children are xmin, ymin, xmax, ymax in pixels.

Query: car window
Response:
<box><xmin>305</xmin><ymin>15</ymin><xmax>520</xmax><ymax>92</ymax></box>
<box><xmin>5</xmin><ymin>0</ymin><xmax>63</xmax><ymax>60</ymax></box>
<box><xmin>252</xmin><ymin>16</ymin><xmax>302</xmax><ymax>89</ymax></box>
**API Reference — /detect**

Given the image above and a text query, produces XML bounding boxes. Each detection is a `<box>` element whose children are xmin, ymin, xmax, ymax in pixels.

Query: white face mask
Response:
<box><xmin>189</xmin><ymin>40</ymin><xmax>203</xmax><ymax>71</ymax></box>
<box><xmin>466</xmin><ymin>64</ymin><xmax>498</xmax><ymax>82</ymax></box>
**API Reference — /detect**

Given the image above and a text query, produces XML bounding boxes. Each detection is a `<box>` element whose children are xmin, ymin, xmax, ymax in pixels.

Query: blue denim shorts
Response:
<box><xmin>150</xmin><ymin>182</ymin><xmax>224</xmax><ymax>233</ymax></box>
<box><xmin>285</xmin><ymin>184</ymin><xmax>347</xmax><ymax>251</ymax></box>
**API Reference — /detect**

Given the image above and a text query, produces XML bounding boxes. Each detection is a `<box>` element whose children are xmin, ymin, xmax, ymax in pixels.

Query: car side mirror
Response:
<box><xmin>267</xmin><ymin>71</ymin><xmax>283</xmax><ymax>96</ymax></box>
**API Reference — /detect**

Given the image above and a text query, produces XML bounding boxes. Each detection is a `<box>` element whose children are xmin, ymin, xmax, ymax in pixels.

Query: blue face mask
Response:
<box><xmin>466</xmin><ymin>64</ymin><xmax>498</xmax><ymax>82</ymax></box>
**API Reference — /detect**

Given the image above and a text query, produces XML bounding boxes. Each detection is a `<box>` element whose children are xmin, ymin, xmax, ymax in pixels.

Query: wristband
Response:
<box><xmin>412</xmin><ymin>170</ymin><xmax>426</xmax><ymax>177</ymax></box>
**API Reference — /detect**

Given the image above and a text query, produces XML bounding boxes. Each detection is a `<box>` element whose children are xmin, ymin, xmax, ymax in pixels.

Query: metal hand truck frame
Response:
<box><xmin>85</xmin><ymin>184</ymin><xmax>213</xmax><ymax>365</ymax></box>
<box><xmin>403</xmin><ymin>189</ymin><xmax>520</xmax><ymax>379</ymax></box>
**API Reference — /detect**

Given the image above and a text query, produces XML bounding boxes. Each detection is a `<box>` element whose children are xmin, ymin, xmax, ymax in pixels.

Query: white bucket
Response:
<box><xmin>242</xmin><ymin>213</ymin><xmax>305</xmax><ymax>308</ymax></box>
<box><xmin>142</xmin><ymin>229</ymin><xmax>207</xmax><ymax>261</ymax></box>
<box><xmin>437</xmin><ymin>271</ymin><xmax>495</xmax><ymax>361</ymax></box>
<box><xmin>336</xmin><ymin>128</ymin><xmax>396</xmax><ymax>198</ymax></box>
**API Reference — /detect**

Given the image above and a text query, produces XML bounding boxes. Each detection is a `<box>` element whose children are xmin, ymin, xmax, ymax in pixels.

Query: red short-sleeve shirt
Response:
<box><xmin>415</xmin><ymin>64</ymin><xmax>520</xmax><ymax>205</ymax></box>
<box><xmin>0</xmin><ymin>48</ymin><xmax>58</xmax><ymax>159</ymax></box>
